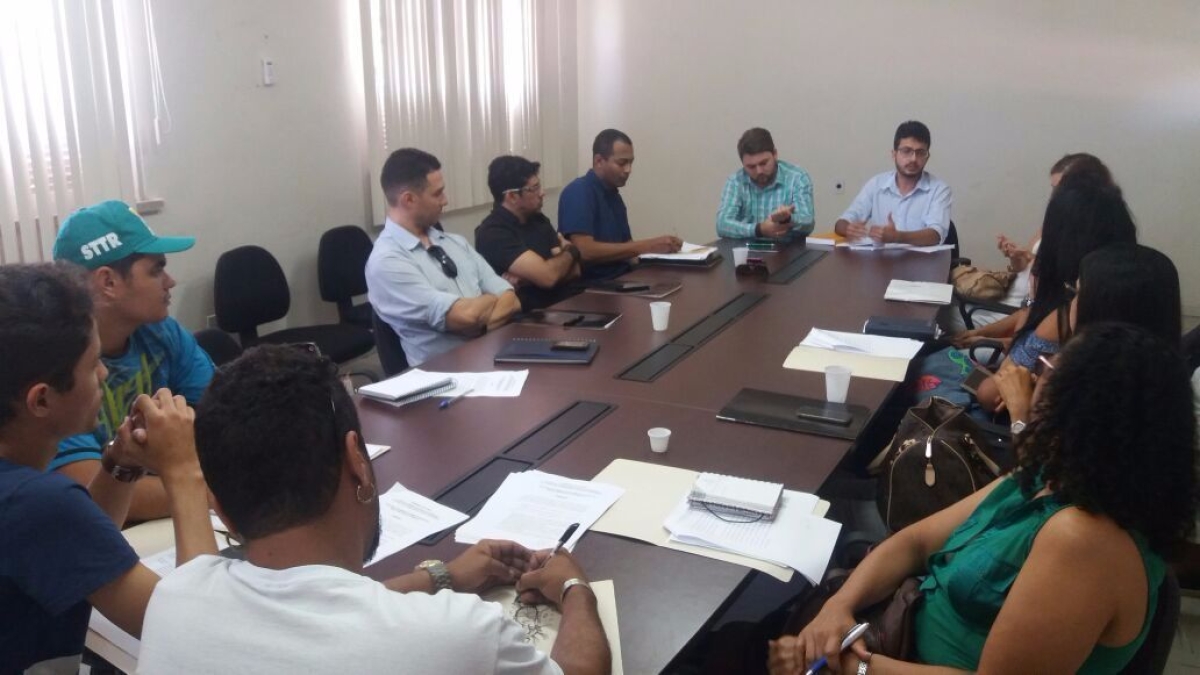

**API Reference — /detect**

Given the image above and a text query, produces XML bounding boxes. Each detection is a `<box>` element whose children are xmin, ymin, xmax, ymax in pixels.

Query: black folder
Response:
<box><xmin>494</xmin><ymin>338</ymin><xmax>599</xmax><ymax>365</ymax></box>
<box><xmin>716</xmin><ymin>388</ymin><xmax>871</xmax><ymax>440</ymax></box>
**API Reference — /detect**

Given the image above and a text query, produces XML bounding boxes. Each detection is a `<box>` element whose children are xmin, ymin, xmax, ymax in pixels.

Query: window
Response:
<box><xmin>363</xmin><ymin>0</ymin><xmax>575</xmax><ymax>221</ymax></box>
<box><xmin>0</xmin><ymin>0</ymin><xmax>163</xmax><ymax>263</ymax></box>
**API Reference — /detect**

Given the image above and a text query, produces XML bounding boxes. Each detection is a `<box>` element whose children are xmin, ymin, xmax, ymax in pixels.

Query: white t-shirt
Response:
<box><xmin>137</xmin><ymin>555</ymin><xmax>562</xmax><ymax>675</ymax></box>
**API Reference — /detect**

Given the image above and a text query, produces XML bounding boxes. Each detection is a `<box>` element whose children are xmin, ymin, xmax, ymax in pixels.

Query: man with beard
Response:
<box><xmin>715</xmin><ymin>127</ymin><xmax>815</xmax><ymax>240</ymax></box>
<box><xmin>138</xmin><ymin>345</ymin><xmax>610</xmax><ymax>675</ymax></box>
<box><xmin>834</xmin><ymin>120</ymin><xmax>952</xmax><ymax>246</ymax></box>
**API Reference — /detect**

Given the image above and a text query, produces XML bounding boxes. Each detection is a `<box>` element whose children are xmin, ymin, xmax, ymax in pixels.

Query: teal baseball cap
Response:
<box><xmin>53</xmin><ymin>200</ymin><xmax>195</xmax><ymax>270</ymax></box>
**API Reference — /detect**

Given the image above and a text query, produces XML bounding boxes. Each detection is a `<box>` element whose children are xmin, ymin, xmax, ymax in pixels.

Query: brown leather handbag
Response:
<box><xmin>868</xmin><ymin>397</ymin><xmax>1004</xmax><ymax>532</ymax></box>
<box><xmin>951</xmin><ymin>264</ymin><xmax>1015</xmax><ymax>302</ymax></box>
<box><xmin>781</xmin><ymin>570</ymin><xmax>923</xmax><ymax>660</ymax></box>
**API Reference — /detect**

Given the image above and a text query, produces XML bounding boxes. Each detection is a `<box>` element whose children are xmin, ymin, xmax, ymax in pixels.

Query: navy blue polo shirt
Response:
<box><xmin>557</xmin><ymin>169</ymin><xmax>632</xmax><ymax>280</ymax></box>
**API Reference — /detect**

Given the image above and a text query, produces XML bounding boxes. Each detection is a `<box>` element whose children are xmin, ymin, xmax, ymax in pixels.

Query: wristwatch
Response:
<box><xmin>415</xmin><ymin>559</ymin><xmax>453</xmax><ymax>592</ymax></box>
<box><xmin>857</xmin><ymin>661</ymin><xmax>870</xmax><ymax>674</ymax></box>
<box><xmin>1010</xmin><ymin>419</ymin><xmax>1027</xmax><ymax>435</ymax></box>
<box><xmin>100</xmin><ymin>440</ymin><xmax>146</xmax><ymax>483</ymax></box>
<box><xmin>564</xmin><ymin>243</ymin><xmax>582</xmax><ymax>264</ymax></box>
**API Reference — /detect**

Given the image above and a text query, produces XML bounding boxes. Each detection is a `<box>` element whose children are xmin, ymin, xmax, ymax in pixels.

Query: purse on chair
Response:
<box><xmin>868</xmin><ymin>397</ymin><xmax>1006</xmax><ymax>532</ymax></box>
<box><xmin>951</xmin><ymin>264</ymin><xmax>1015</xmax><ymax>302</ymax></box>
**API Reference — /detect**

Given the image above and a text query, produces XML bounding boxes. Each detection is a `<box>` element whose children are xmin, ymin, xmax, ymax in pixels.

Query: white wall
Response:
<box><xmin>134</xmin><ymin>0</ymin><xmax>371</xmax><ymax>331</ymax></box>
<box><xmin>576</xmin><ymin>1</ymin><xmax>1200</xmax><ymax>313</ymax></box>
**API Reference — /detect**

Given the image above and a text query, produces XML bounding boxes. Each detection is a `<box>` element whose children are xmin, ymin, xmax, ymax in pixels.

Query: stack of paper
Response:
<box><xmin>665</xmin><ymin>490</ymin><xmax>840</xmax><ymax>585</ymax></box>
<box><xmin>805</xmin><ymin>231</ymin><xmax>843</xmax><ymax>247</ymax></box>
<box><xmin>590</xmin><ymin>459</ymin><xmax>837</xmax><ymax>583</ymax></box>
<box><xmin>884</xmin><ymin>279</ymin><xmax>954</xmax><ymax>305</ymax></box>
<box><xmin>456</xmin><ymin>471</ymin><xmax>624</xmax><ymax>551</ymax></box>
<box><xmin>837</xmin><ymin>241</ymin><xmax>955</xmax><ymax>254</ymax></box>
<box><xmin>783</xmin><ymin>328</ymin><xmax>924</xmax><ymax>382</ymax></box>
<box><xmin>639</xmin><ymin>242</ymin><xmax>717</xmax><ymax>262</ymax></box>
<box><xmin>367</xmin><ymin>483</ymin><xmax>470</xmax><ymax>566</ymax></box>
<box><xmin>358</xmin><ymin>370</ymin><xmax>455</xmax><ymax>405</ymax></box>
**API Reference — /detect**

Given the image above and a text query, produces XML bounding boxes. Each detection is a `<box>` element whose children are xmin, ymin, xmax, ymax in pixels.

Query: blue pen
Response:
<box><xmin>438</xmin><ymin>388</ymin><xmax>474</xmax><ymax>410</ymax></box>
<box><xmin>803</xmin><ymin>622</ymin><xmax>870</xmax><ymax>675</ymax></box>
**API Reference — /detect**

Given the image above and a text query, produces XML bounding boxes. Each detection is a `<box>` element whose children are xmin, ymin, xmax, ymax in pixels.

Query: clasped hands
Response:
<box><xmin>759</xmin><ymin>204</ymin><xmax>796</xmax><ymax>238</ymax></box>
<box><xmin>103</xmin><ymin>388</ymin><xmax>199</xmax><ymax>476</ymax></box>
<box><xmin>769</xmin><ymin>601</ymin><xmax>873</xmax><ymax>675</ymax></box>
<box><xmin>444</xmin><ymin>539</ymin><xmax>588</xmax><ymax>606</ymax></box>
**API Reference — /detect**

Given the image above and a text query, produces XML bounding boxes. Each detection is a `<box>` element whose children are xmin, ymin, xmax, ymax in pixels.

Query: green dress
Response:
<box><xmin>913</xmin><ymin>476</ymin><xmax>1163</xmax><ymax>673</ymax></box>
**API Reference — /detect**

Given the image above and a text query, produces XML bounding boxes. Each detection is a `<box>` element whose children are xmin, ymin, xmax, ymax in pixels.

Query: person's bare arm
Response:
<box><xmin>87</xmin><ymin>563</ymin><xmax>161</xmax><ymax>638</ymax></box>
<box><xmin>507</xmin><ymin>249</ymin><xmax>577</xmax><ymax>289</ymax></box>
<box><xmin>568</xmin><ymin>233</ymin><xmax>681</xmax><ymax>265</ymax></box>
<box><xmin>518</xmin><ymin>550</ymin><xmax>610</xmax><ymax>675</ymax></box>
<box><xmin>60</xmin><ymin>457</ymin><xmax>170</xmax><ymax>524</ymax></box>
<box><xmin>445</xmin><ymin>295</ymin><xmax>500</xmax><ymax>335</ymax></box>
<box><xmin>485</xmin><ymin>290</ymin><xmax>521</xmax><ymax>331</ymax></box>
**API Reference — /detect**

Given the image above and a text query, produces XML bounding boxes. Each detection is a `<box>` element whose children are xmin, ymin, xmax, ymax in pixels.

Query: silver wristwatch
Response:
<box><xmin>415</xmin><ymin>560</ymin><xmax>453</xmax><ymax>592</ymax></box>
<box><xmin>1010</xmin><ymin>419</ymin><xmax>1027</xmax><ymax>435</ymax></box>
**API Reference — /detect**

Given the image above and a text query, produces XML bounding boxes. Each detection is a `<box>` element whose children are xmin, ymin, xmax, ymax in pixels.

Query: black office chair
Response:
<box><xmin>193</xmin><ymin>328</ymin><xmax>243</xmax><ymax>367</ymax></box>
<box><xmin>214</xmin><ymin>245</ymin><xmax>375</xmax><ymax>364</ymax></box>
<box><xmin>318</xmin><ymin>225</ymin><xmax>374</xmax><ymax>330</ymax></box>
<box><xmin>371</xmin><ymin>309</ymin><xmax>409</xmax><ymax>376</ymax></box>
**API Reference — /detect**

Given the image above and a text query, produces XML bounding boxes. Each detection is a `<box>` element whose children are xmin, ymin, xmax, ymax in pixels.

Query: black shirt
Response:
<box><xmin>475</xmin><ymin>206</ymin><xmax>579</xmax><ymax>310</ymax></box>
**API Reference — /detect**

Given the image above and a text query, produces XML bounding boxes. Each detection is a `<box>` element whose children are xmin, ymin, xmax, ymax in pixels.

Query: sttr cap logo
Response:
<box><xmin>81</xmin><ymin>232</ymin><xmax>124</xmax><ymax>261</ymax></box>
<box><xmin>53</xmin><ymin>200</ymin><xmax>196</xmax><ymax>270</ymax></box>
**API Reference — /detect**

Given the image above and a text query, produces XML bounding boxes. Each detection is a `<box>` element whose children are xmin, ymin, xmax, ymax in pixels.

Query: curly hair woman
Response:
<box><xmin>771</xmin><ymin>323</ymin><xmax>1197</xmax><ymax>674</ymax></box>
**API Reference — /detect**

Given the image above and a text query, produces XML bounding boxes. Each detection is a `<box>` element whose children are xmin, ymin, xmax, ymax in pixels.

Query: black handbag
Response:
<box><xmin>868</xmin><ymin>397</ymin><xmax>1005</xmax><ymax>531</ymax></box>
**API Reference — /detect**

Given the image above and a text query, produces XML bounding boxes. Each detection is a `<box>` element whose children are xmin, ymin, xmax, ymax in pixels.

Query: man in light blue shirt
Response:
<box><xmin>366</xmin><ymin>148</ymin><xmax>519</xmax><ymax>366</ymax></box>
<box><xmin>715</xmin><ymin>127</ymin><xmax>814</xmax><ymax>240</ymax></box>
<box><xmin>834</xmin><ymin>120</ymin><xmax>952</xmax><ymax>246</ymax></box>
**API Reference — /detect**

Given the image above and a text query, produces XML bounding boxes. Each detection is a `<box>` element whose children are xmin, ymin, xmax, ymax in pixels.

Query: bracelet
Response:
<box><xmin>857</xmin><ymin>661</ymin><xmax>869</xmax><ymax>675</ymax></box>
<box><xmin>559</xmin><ymin>577</ymin><xmax>592</xmax><ymax>604</ymax></box>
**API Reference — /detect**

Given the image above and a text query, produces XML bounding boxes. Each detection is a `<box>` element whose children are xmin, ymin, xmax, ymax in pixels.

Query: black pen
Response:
<box><xmin>547</xmin><ymin>522</ymin><xmax>580</xmax><ymax>562</ymax></box>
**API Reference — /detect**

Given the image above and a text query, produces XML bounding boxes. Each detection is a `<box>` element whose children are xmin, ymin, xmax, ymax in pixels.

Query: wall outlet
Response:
<box><xmin>834</xmin><ymin>181</ymin><xmax>845</xmax><ymax>194</ymax></box>
<box><xmin>206</xmin><ymin>314</ymin><xmax>218</xmax><ymax>329</ymax></box>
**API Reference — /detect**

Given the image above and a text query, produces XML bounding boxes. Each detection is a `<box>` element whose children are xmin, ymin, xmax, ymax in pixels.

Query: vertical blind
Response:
<box><xmin>363</xmin><ymin>0</ymin><xmax>574</xmax><ymax>223</ymax></box>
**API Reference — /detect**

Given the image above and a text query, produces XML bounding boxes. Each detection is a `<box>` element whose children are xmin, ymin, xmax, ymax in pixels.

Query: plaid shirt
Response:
<box><xmin>715</xmin><ymin>160</ymin><xmax>815</xmax><ymax>239</ymax></box>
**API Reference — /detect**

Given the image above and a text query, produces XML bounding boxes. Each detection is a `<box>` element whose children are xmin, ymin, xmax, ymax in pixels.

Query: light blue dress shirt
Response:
<box><xmin>715</xmin><ymin>160</ymin><xmax>815</xmax><ymax>239</ymax></box>
<box><xmin>839</xmin><ymin>171</ymin><xmax>953</xmax><ymax>243</ymax></box>
<box><xmin>366</xmin><ymin>219</ymin><xmax>512</xmax><ymax>366</ymax></box>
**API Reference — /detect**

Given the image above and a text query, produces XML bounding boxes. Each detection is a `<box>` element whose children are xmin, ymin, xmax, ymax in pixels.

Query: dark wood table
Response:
<box><xmin>357</xmin><ymin>238</ymin><xmax>949</xmax><ymax>673</ymax></box>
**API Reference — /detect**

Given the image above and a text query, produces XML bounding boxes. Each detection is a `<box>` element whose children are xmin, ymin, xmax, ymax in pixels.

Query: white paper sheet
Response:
<box><xmin>800</xmin><ymin>328</ymin><xmax>924</xmax><ymax>360</ymax></box>
<box><xmin>482</xmin><ymin>580</ymin><xmax>624</xmax><ymax>675</ymax></box>
<box><xmin>417</xmin><ymin>369</ymin><xmax>529</xmax><ymax>397</ymax></box>
<box><xmin>664</xmin><ymin>491</ymin><xmax>840</xmax><ymax>585</ymax></box>
<box><xmin>455</xmin><ymin>471</ymin><xmax>624</xmax><ymax>551</ymax></box>
<box><xmin>884</xmin><ymin>279</ymin><xmax>954</xmax><ymax>305</ymax></box>
<box><xmin>366</xmin><ymin>443</ymin><xmax>391</xmax><ymax>459</ymax></box>
<box><xmin>639</xmin><ymin>241</ymin><xmax>717</xmax><ymax>262</ymax></box>
<box><xmin>366</xmin><ymin>483</ymin><xmax>470</xmax><ymax>566</ymax></box>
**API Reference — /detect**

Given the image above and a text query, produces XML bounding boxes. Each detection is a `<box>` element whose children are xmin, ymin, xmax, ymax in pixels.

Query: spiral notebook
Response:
<box><xmin>358</xmin><ymin>371</ymin><xmax>456</xmax><ymax>406</ymax></box>
<box><xmin>687</xmin><ymin>473</ymin><xmax>784</xmax><ymax>521</ymax></box>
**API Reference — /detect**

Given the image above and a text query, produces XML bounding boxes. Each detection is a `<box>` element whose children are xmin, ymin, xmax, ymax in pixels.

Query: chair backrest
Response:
<box><xmin>945</xmin><ymin>220</ymin><xmax>961</xmax><ymax>261</ymax></box>
<box><xmin>193</xmin><ymin>328</ymin><xmax>243</xmax><ymax>367</ymax></box>
<box><xmin>1182</xmin><ymin>323</ymin><xmax>1200</xmax><ymax>374</ymax></box>
<box><xmin>371</xmin><ymin>310</ymin><xmax>409</xmax><ymax>376</ymax></box>
<box><xmin>318</xmin><ymin>225</ymin><xmax>373</xmax><ymax>315</ymax></box>
<box><xmin>214</xmin><ymin>245</ymin><xmax>290</xmax><ymax>345</ymax></box>
<box><xmin>1119</xmin><ymin>570</ymin><xmax>1180</xmax><ymax>674</ymax></box>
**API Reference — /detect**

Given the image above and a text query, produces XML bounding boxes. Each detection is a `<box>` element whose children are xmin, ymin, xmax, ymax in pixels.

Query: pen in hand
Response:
<box><xmin>542</xmin><ymin>522</ymin><xmax>580</xmax><ymax>567</ymax></box>
<box><xmin>438</xmin><ymin>388</ymin><xmax>474</xmax><ymax>410</ymax></box>
<box><xmin>803</xmin><ymin>622</ymin><xmax>870</xmax><ymax>675</ymax></box>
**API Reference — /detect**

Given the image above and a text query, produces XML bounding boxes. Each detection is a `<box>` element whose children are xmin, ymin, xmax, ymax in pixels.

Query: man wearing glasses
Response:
<box><xmin>366</xmin><ymin>148</ymin><xmax>520</xmax><ymax>366</ymax></box>
<box><xmin>476</xmin><ymin>155</ymin><xmax>581</xmax><ymax>311</ymax></box>
<box><xmin>833</xmin><ymin>120</ymin><xmax>952</xmax><ymax>246</ymax></box>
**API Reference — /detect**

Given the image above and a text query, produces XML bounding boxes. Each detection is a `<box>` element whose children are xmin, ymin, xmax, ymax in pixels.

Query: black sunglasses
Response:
<box><xmin>426</xmin><ymin>245</ymin><xmax>458</xmax><ymax>279</ymax></box>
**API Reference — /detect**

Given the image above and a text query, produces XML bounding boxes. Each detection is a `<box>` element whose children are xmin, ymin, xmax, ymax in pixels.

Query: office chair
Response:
<box><xmin>318</xmin><ymin>225</ymin><xmax>374</xmax><ymax>330</ymax></box>
<box><xmin>193</xmin><ymin>328</ymin><xmax>243</xmax><ymax>367</ymax></box>
<box><xmin>214</xmin><ymin>245</ymin><xmax>375</xmax><ymax>364</ymax></box>
<box><xmin>371</xmin><ymin>309</ymin><xmax>409</xmax><ymax>376</ymax></box>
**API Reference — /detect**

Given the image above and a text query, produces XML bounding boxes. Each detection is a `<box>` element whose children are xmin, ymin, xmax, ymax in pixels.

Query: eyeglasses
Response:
<box><xmin>426</xmin><ymin>245</ymin><xmax>458</xmax><ymax>279</ymax></box>
<box><xmin>503</xmin><ymin>182</ymin><xmax>542</xmax><ymax>196</ymax></box>
<box><xmin>1063</xmin><ymin>281</ymin><xmax>1077</xmax><ymax>300</ymax></box>
<box><xmin>896</xmin><ymin>147</ymin><xmax>929</xmax><ymax>159</ymax></box>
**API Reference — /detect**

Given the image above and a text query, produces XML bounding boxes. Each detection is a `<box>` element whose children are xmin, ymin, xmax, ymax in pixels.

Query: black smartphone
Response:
<box><xmin>795</xmin><ymin>402</ymin><xmax>854</xmax><ymax>427</ymax></box>
<box><xmin>616</xmin><ymin>283</ymin><xmax>651</xmax><ymax>292</ymax></box>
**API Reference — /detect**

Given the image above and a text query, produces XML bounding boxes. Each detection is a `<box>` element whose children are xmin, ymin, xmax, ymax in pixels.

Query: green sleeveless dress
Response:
<box><xmin>913</xmin><ymin>476</ymin><xmax>1163</xmax><ymax>673</ymax></box>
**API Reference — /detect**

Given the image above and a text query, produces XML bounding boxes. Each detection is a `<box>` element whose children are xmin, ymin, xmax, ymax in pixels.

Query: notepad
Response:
<box><xmin>358</xmin><ymin>370</ymin><xmax>455</xmax><ymax>405</ymax></box>
<box><xmin>884</xmin><ymin>279</ymin><xmax>954</xmax><ymax>305</ymax></box>
<box><xmin>639</xmin><ymin>242</ymin><xmax>720</xmax><ymax>266</ymax></box>
<box><xmin>494</xmin><ymin>338</ymin><xmax>598</xmax><ymax>365</ymax></box>
<box><xmin>688</xmin><ymin>473</ymin><xmax>783</xmax><ymax>521</ymax></box>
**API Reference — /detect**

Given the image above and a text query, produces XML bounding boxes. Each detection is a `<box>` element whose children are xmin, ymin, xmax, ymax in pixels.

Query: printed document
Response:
<box><xmin>366</xmin><ymin>483</ymin><xmax>470</xmax><ymax>566</ymax></box>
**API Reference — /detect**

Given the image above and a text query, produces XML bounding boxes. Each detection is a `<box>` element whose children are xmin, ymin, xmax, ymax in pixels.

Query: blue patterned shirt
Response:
<box><xmin>716</xmin><ymin>160</ymin><xmax>815</xmax><ymax>239</ymax></box>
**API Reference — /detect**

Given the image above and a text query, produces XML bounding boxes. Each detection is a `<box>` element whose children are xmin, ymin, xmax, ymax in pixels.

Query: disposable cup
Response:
<box><xmin>732</xmin><ymin>247</ymin><xmax>750</xmax><ymax>266</ymax></box>
<box><xmin>648</xmin><ymin>427</ymin><xmax>671</xmax><ymax>453</ymax></box>
<box><xmin>825</xmin><ymin>365</ymin><xmax>852</xmax><ymax>404</ymax></box>
<box><xmin>650</xmin><ymin>302</ymin><xmax>671</xmax><ymax>331</ymax></box>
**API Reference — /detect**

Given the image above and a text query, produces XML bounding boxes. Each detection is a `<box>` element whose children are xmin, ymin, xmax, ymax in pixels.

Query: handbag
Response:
<box><xmin>951</xmin><ymin>264</ymin><xmax>1015</xmax><ymax>302</ymax></box>
<box><xmin>781</xmin><ymin>570</ymin><xmax>922</xmax><ymax>661</ymax></box>
<box><xmin>868</xmin><ymin>397</ymin><xmax>1004</xmax><ymax>532</ymax></box>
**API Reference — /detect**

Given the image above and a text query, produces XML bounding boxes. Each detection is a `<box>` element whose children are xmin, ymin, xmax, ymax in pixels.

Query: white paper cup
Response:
<box><xmin>825</xmin><ymin>365</ymin><xmax>852</xmax><ymax>404</ymax></box>
<box><xmin>650</xmin><ymin>301</ymin><xmax>671</xmax><ymax>331</ymax></box>
<box><xmin>732</xmin><ymin>247</ymin><xmax>750</xmax><ymax>266</ymax></box>
<box><xmin>648</xmin><ymin>427</ymin><xmax>671</xmax><ymax>453</ymax></box>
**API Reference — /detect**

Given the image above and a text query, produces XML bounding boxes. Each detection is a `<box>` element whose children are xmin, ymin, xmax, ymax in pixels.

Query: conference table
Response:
<box><xmin>357</xmin><ymin>238</ymin><xmax>949</xmax><ymax>673</ymax></box>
